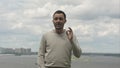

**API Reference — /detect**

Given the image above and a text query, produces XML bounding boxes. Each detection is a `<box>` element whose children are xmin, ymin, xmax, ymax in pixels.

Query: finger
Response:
<box><xmin>68</xmin><ymin>27</ymin><xmax>72</xmax><ymax>32</ymax></box>
<box><xmin>66</xmin><ymin>30</ymin><xmax>71</xmax><ymax>35</ymax></box>
<box><xmin>66</xmin><ymin>30</ymin><xmax>69</xmax><ymax>35</ymax></box>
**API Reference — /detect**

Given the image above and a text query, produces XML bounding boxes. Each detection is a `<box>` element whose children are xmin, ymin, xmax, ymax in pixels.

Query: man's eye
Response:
<box><xmin>54</xmin><ymin>17</ymin><xmax>63</xmax><ymax>20</ymax></box>
<box><xmin>54</xmin><ymin>18</ymin><xmax>58</xmax><ymax>20</ymax></box>
<box><xmin>59</xmin><ymin>18</ymin><xmax>63</xmax><ymax>20</ymax></box>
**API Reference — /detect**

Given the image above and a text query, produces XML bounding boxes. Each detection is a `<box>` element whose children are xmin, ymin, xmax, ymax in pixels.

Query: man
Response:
<box><xmin>38</xmin><ymin>10</ymin><xmax>82</xmax><ymax>68</ymax></box>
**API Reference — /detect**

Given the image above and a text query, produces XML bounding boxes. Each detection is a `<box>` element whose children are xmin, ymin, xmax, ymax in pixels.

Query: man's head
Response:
<box><xmin>52</xmin><ymin>10</ymin><xmax>66</xmax><ymax>31</ymax></box>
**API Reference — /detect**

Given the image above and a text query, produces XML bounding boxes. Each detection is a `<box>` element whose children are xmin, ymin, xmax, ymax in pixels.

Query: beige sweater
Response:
<box><xmin>38</xmin><ymin>30</ymin><xmax>82</xmax><ymax>68</ymax></box>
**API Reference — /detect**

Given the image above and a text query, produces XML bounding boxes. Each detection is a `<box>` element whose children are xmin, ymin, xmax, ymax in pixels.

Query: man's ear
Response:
<box><xmin>65</xmin><ymin>19</ymin><xmax>67</xmax><ymax>23</ymax></box>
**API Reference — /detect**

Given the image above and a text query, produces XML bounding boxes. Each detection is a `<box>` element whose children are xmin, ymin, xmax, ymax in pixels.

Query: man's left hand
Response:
<box><xmin>66</xmin><ymin>27</ymin><xmax>73</xmax><ymax>42</ymax></box>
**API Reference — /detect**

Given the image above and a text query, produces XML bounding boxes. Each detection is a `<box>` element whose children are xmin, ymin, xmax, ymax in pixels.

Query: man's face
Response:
<box><xmin>53</xmin><ymin>13</ymin><xmax>66</xmax><ymax>30</ymax></box>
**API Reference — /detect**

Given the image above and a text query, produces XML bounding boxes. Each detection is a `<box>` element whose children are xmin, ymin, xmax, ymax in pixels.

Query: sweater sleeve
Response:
<box><xmin>38</xmin><ymin>35</ymin><xmax>46</xmax><ymax>68</ymax></box>
<box><xmin>71</xmin><ymin>35</ymin><xmax>82</xmax><ymax>58</ymax></box>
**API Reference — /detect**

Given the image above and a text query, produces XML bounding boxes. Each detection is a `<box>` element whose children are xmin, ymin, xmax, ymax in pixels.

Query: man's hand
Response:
<box><xmin>66</xmin><ymin>27</ymin><xmax>73</xmax><ymax>42</ymax></box>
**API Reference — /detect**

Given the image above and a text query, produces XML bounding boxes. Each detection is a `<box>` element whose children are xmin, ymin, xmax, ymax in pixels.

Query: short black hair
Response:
<box><xmin>53</xmin><ymin>10</ymin><xmax>66</xmax><ymax>19</ymax></box>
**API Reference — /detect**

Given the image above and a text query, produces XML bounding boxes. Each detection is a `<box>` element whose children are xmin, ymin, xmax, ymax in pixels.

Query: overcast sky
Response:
<box><xmin>0</xmin><ymin>0</ymin><xmax>120</xmax><ymax>53</ymax></box>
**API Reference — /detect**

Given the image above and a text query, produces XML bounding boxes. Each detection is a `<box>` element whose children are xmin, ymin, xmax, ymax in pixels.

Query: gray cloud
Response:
<box><xmin>0</xmin><ymin>0</ymin><xmax>119</xmax><ymax>53</ymax></box>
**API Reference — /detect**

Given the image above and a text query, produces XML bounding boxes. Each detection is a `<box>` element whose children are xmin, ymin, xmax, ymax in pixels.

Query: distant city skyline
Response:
<box><xmin>0</xmin><ymin>47</ymin><xmax>33</xmax><ymax>55</ymax></box>
<box><xmin>0</xmin><ymin>0</ymin><xmax>120</xmax><ymax>53</ymax></box>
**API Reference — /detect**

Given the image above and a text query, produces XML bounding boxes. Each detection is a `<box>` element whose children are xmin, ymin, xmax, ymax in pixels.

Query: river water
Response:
<box><xmin>0</xmin><ymin>54</ymin><xmax>120</xmax><ymax>68</ymax></box>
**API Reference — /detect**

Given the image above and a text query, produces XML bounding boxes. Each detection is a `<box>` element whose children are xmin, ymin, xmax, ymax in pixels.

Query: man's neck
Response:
<box><xmin>55</xmin><ymin>29</ymin><xmax>65</xmax><ymax>34</ymax></box>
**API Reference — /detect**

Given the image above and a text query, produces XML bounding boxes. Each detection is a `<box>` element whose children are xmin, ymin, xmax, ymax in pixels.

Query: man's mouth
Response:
<box><xmin>56</xmin><ymin>25</ymin><xmax>61</xmax><ymax>27</ymax></box>
<box><xmin>55</xmin><ymin>24</ymin><xmax>62</xmax><ymax>29</ymax></box>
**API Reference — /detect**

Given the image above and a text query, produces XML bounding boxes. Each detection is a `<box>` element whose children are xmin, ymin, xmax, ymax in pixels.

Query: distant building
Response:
<box><xmin>25</xmin><ymin>48</ymin><xmax>31</xmax><ymax>55</ymax></box>
<box><xmin>1</xmin><ymin>48</ymin><xmax>14</xmax><ymax>54</ymax></box>
<box><xmin>15</xmin><ymin>48</ymin><xmax>31</xmax><ymax>55</ymax></box>
<box><xmin>0</xmin><ymin>47</ymin><xmax>32</xmax><ymax>55</ymax></box>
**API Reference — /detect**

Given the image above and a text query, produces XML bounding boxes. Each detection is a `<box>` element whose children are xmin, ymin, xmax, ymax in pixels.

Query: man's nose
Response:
<box><xmin>56</xmin><ymin>19</ymin><xmax>60</xmax><ymax>22</ymax></box>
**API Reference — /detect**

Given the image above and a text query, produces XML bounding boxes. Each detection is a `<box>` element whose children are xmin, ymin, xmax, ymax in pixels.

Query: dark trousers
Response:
<box><xmin>46</xmin><ymin>67</ymin><xmax>70</xmax><ymax>68</ymax></box>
